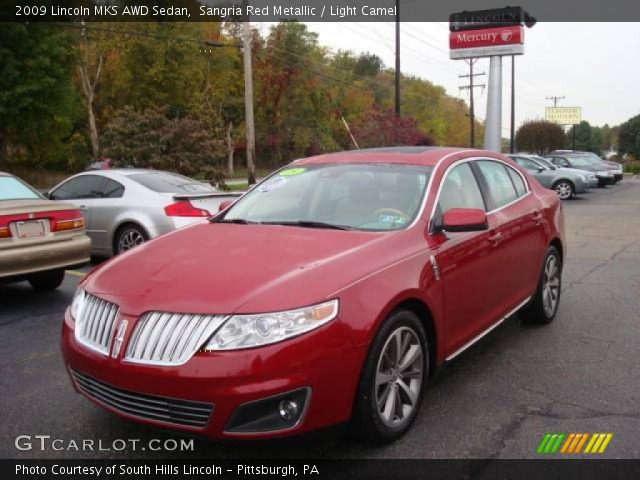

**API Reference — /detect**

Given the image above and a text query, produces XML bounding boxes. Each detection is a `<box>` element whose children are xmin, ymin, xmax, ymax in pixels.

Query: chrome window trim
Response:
<box><xmin>428</xmin><ymin>156</ymin><xmax>532</xmax><ymax>232</ymax></box>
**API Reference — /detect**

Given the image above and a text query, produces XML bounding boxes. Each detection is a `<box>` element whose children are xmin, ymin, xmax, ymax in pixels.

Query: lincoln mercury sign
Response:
<box><xmin>449</xmin><ymin>26</ymin><xmax>524</xmax><ymax>59</ymax></box>
<box><xmin>545</xmin><ymin>107</ymin><xmax>582</xmax><ymax>125</ymax></box>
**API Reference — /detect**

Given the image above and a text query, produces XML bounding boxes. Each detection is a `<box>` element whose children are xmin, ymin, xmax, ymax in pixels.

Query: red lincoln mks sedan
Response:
<box><xmin>61</xmin><ymin>147</ymin><xmax>565</xmax><ymax>443</ymax></box>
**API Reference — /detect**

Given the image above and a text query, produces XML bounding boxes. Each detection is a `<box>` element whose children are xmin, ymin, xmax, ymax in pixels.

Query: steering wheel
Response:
<box><xmin>374</xmin><ymin>208</ymin><xmax>409</xmax><ymax>219</ymax></box>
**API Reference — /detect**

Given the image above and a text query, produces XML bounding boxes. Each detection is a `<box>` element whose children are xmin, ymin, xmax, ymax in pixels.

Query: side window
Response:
<box><xmin>437</xmin><ymin>162</ymin><xmax>486</xmax><ymax>214</ymax></box>
<box><xmin>476</xmin><ymin>160</ymin><xmax>519</xmax><ymax>209</ymax></box>
<box><xmin>514</xmin><ymin>157</ymin><xmax>538</xmax><ymax>171</ymax></box>
<box><xmin>100</xmin><ymin>178</ymin><xmax>125</xmax><ymax>198</ymax></box>
<box><xmin>50</xmin><ymin>175</ymin><xmax>105</xmax><ymax>200</ymax></box>
<box><xmin>506</xmin><ymin>166</ymin><xmax>527</xmax><ymax>198</ymax></box>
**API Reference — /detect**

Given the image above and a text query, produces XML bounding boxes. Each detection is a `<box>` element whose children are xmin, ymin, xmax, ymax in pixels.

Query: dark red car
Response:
<box><xmin>61</xmin><ymin>147</ymin><xmax>565</xmax><ymax>443</ymax></box>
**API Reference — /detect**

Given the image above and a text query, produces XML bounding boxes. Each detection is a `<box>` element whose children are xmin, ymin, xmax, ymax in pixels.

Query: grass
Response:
<box><xmin>224</xmin><ymin>182</ymin><xmax>249</xmax><ymax>191</ymax></box>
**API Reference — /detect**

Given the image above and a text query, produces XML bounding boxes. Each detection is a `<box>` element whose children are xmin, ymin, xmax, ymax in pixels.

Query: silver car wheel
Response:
<box><xmin>542</xmin><ymin>254</ymin><xmax>561</xmax><ymax>317</ymax></box>
<box><xmin>375</xmin><ymin>326</ymin><xmax>423</xmax><ymax>428</ymax></box>
<box><xmin>554</xmin><ymin>182</ymin><xmax>573</xmax><ymax>200</ymax></box>
<box><xmin>118</xmin><ymin>229</ymin><xmax>145</xmax><ymax>253</ymax></box>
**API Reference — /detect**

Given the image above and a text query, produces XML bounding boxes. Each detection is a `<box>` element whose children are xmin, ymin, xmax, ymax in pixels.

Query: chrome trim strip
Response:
<box><xmin>445</xmin><ymin>296</ymin><xmax>531</xmax><ymax>361</ymax></box>
<box><xmin>427</xmin><ymin>156</ymin><xmax>532</xmax><ymax>232</ymax></box>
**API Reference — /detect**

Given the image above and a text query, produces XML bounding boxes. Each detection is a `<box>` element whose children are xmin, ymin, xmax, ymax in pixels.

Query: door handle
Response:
<box><xmin>488</xmin><ymin>232</ymin><xmax>503</xmax><ymax>246</ymax></box>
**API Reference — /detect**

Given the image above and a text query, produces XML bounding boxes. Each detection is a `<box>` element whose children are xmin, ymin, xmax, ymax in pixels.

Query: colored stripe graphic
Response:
<box><xmin>540</xmin><ymin>433</ymin><xmax>613</xmax><ymax>454</ymax></box>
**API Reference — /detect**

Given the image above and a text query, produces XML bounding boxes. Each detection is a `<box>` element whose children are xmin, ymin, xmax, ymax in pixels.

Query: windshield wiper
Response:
<box><xmin>260</xmin><ymin>220</ymin><xmax>353</xmax><ymax>230</ymax></box>
<box><xmin>214</xmin><ymin>218</ymin><xmax>257</xmax><ymax>225</ymax></box>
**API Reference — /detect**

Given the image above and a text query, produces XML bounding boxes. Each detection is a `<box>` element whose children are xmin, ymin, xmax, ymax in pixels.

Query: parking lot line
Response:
<box><xmin>66</xmin><ymin>270</ymin><xmax>86</xmax><ymax>277</ymax></box>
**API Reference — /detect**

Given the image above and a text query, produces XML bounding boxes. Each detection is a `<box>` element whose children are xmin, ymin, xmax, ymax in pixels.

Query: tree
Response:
<box><xmin>0</xmin><ymin>23</ymin><xmax>81</xmax><ymax>168</ymax></box>
<box><xmin>618</xmin><ymin>114</ymin><xmax>640</xmax><ymax>158</ymax></box>
<box><xmin>515</xmin><ymin>120</ymin><xmax>566</xmax><ymax>155</ymax></box>
<box><xmin>351</xmin><ymin>106</ymin><xmax>434</xmax><ymax>148</ymax></box>
<box><xmin>568</xmin><ymin>121</ymin><xmax>602</xmax><ymax>154</ymax></box>
<box><xmin>101</xmin><ymin>106</ymin><xmax>222</xmax><ymax>176</ymax></box>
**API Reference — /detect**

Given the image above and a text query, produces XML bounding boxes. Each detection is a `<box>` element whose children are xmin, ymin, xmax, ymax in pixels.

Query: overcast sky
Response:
<box><xmin>257</xmin><ymin>22</ymin><xmax>640</xmax><ymax>136</ymax></box>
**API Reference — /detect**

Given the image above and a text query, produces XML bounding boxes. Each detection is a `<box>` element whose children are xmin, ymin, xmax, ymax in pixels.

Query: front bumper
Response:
<box><xmin>61</xmin><ymin>309</ymin><xmax>364</xmax><ymax>439</ymax></box>
<box><xmin>596</xmin><ymin>175</ymin><xmax>615</xmax><ymax>186</ymax></box>
<box><xmin>0</xmin><ymin>234</ymin><xmax>91</xmax><ymax>279</ymax></box>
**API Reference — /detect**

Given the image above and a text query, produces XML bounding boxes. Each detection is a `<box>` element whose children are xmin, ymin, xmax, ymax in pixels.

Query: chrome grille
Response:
<box><xmin>75</xmin><ymin>294</ymin><xmax>120</xmax><ymax>356</ymax></box>
<box><xmin>71</xmin><ymin>369</ymin><xmax>213</xmax><ymax>428</ymax></box>
<box><xmin>125</xmin><ymin>312</ymin><xmax>227</xmax><ymax>366</ymax></box>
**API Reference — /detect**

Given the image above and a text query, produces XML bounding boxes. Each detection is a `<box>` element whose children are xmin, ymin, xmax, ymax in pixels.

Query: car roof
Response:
<box><xmin>292</xmin><ymin>147</ymin><xmax>500</xmax><ymax>167</ymax></box>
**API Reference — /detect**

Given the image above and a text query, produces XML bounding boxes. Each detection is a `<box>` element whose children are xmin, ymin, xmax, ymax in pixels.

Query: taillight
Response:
<box><xmin>50</xmin><ymin>209</ymin><xmax>85</xmax><ymax>232</ymax></box>
<box><xmin>56</xmin><ymin>218</ymin><xmax>85</xmax><ymax>231</ymax></box>
<box><xmin>164</xmin><ymin>201</ymin><xmax>211</xmax><ymax>217</ymax></box>
<box><xmin>0</xmin><ymin>218</ymin><xmax>10</xmax><ymax>238</ymax></box>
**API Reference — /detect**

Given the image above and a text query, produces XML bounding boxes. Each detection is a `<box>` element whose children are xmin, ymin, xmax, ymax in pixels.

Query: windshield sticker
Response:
<box><xmin>379</xmin><ymin>215</ymin><xmax>408</xmax><ymax>225</ymax></box>
<box><xmin>258</xmin><ymin>176</ymin><xmax>287</xmax><ymax>192</ymax></box>
<box><xmin>279</xmin><ymin>167</ymin><xmax>306</xmax><ymax>176</ymax></box>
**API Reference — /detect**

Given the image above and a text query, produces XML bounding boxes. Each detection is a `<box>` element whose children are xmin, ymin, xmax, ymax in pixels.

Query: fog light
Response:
<box><xmin>279</xmin><ymin>399</ymin><xmax>298</xmax><ymax>420</ymax></box>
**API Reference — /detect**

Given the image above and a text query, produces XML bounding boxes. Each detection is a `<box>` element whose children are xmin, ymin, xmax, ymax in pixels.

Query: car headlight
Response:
<box><xmin>203</xmin><ymin>300</ymin><xmax>339</xmax><ymax>351</ymax></box>
<box><xmin>70</xmin><ymin>288</ymin><xmax>86</xmax><ymax>320</ymax></box>
<box><xmin>598</xmin><ymin>171</ymin><xmax>613</xmax><ymax>177</ymax></box>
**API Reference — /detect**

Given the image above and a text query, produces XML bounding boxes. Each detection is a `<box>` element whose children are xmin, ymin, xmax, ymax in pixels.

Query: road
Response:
<box><xmin>2</xmin><ymin>179</ymin><xmax>639</xmax><ymax>460</ymax></box>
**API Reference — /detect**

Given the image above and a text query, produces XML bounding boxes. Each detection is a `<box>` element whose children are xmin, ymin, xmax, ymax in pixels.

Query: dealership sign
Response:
<box><xmin>449</xmin><ymin>26</ymin><xmax>524</xmax><ymax>59</ymax></box>
<box><xmin>449</xmin><ymin>6</ymin><xmax>534</xmax><ymax>32</ymax></box>
<box><xmin>546</xmin><ymin>107</ymin><xmax>582</xmax><ymax>125</ymax></box>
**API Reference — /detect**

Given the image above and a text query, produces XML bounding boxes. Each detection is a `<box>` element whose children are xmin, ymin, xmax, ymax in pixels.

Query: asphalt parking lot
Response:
<box><xmin>2</xmin><ymin>179</ymin><xmax>639</xmax><ymax>460</ymax></box>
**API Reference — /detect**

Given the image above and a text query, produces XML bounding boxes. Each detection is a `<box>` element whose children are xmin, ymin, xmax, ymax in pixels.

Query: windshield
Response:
<box><xmin>220</xmin><ymin>163</ymin><xmax>433</xmax><ymax>231</ymax></box>
<box><xmin>567</xmin><ymin>156</ymin><xmax>599</xmax><ymax>167</ymax></box>
<box><xmin>128</xmin><ymin>171</ymin><xmax>214</xmax><ymax>193</ymax></box>
<box><xmin>0</xmin><ymin>176</ymin><xmax>41</xmax><ymax>201</ymax></box>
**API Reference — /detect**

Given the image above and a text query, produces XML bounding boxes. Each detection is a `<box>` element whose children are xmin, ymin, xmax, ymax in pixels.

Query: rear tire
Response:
<box><xmin>114</xmin><ymin>224</ymin><xmax>148</xmax><ymax>255</ymax></box>
<box><xmin>521</xmin><ymin>246</ymin><xmax>562</xmax><ymax>324</ymax></box>
<box><xmin>352</xmin><ymin>309</ymin><xmax>428</xmax><ymax>443</ymax></box>
<box><xmin>28</xmin><ymin>269</ymin><xmax>65</xmax><ymax>291</ymax></box>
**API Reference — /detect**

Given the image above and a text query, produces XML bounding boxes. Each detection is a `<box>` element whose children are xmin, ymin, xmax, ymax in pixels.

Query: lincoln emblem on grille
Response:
<box><xmin>111</xmin><ymin>320</ymin><xmax>128</xmax><ymax>358</ymax></box>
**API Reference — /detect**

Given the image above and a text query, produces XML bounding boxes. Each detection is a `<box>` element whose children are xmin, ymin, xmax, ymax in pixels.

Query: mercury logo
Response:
<box><xmin>501</xmin><ymin>30</ymin><xmax>513</xmax><ymax>42</ymax></box>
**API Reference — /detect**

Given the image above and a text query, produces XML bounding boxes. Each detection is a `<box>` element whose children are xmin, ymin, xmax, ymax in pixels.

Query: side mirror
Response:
<box><xmin>441</xmin><ymin>208</ymin><xmax>488</xmax><ymax>232</ymax></box>
<box><xmin>218</xmin><ymin>199</ymin><xmax>234</xmax><ymax>212</ymax></box>
<box><xmin>538</xmin><ymin>167</ymin><xmax>545</xmax><ymax>172</ymax></box>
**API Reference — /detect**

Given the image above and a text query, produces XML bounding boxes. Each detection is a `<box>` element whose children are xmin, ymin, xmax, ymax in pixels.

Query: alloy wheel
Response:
<box><xmin>542</xmin><ymin>254</ymin><xmax>561</xmax><ymax>317</ymax></box>
<box><xmin>118</xmin><ymin>229</ymin><xmax>145</xmax><ymax>253</ymax></box>
<box><xmin>555</xmin><ymin>182</ymin><xmax>572</xmax><ymax>200</ymax></box>
<box><xmin>375</xmin><ymin>326</ymin><xmax>423</xmax><ymax>428</ymax></box>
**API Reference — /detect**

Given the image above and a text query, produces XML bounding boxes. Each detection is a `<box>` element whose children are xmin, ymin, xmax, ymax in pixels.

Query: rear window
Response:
<box><xmin>127</xmin><ymin>172</ymin><xmax>214</xmax><ymax>193</ymax></box>
<box><xmin>0</xmin><ymin>176</ymin><xmax>41</xmax><ymax>200</ymax></box>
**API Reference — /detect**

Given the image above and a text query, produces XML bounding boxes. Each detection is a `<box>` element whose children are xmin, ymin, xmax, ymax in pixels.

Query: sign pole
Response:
<box><xmin>572</xmin><ymin>124</ymin><xmax>576</xmax><ymax>150</ymax></box>
<box><xmin>484</xmin><ymin>55</ymin><xmax>502</xmax><ymax>152</ymax></box>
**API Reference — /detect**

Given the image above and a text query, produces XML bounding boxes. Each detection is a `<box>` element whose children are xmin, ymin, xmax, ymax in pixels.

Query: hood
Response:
<box><xmin>84</xmin><ymin>222</ymin><xmax>406</xmax><ymax>316</ymax></box>
<box><xmin>600</xmin><ymin>160</ymin><xmax>622</xmax><ymax>170</ymax></box>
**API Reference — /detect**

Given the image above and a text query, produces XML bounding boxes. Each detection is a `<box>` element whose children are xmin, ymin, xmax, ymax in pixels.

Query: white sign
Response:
<box><xmin>545</xmin><ymin>107</ymin><xmax>582</xmax><ymax>125</ymax></box>
<box><xmin>450</xmin><ymin>44</ymin><xmax>524</xmax><ymax>59</ymax></box>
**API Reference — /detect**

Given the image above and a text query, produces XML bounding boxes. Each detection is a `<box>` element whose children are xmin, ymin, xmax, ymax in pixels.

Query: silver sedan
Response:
<box><xmin>47</xmin><ymin>170</ymin><xmax>241</xmax><ymax>256</ymax></box>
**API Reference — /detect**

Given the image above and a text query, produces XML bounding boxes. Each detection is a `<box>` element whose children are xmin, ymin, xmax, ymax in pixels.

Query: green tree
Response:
<box><xmin>618</xmin><ymin>114</ymin><xmax>640</xmax><ymax>158</ymax></box>
<box><xmin>568</xmin><ymin>121</ymin><xmax>601</xmax><ymax>154</ymax></box>
<box><xmin>515</xmin><ymin>120</ymin><xmax>566</xmax><ymax>155</ymax></box>
<box><xmin>0</xmin><ymin>23</ymin><xmax>81</xmax><ymax>169</ymax></box>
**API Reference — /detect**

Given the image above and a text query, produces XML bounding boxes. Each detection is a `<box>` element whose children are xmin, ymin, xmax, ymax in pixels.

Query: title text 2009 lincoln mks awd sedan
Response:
<box><xmin>61</xmin><ymin>147</ymin><xmax>565</xmax><ymax>443</ymax></box>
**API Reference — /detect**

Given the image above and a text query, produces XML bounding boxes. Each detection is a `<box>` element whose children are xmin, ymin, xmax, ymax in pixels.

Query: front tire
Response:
<box><xmin>521</xmin><ymin>246</ymin><xmax>562</xmax><ymax>324</ymax></box>
<box><xmin>28</xmin><ymin>269</ymin><xmax>65</xmax><ymax>291</ymax></box>
<box><xmin>352</xmin><ymin>309</ymin><xmax>428</xmax><ymax>443</ymax></box>
<box><xmin>553</xmin><ymin>180</ymin><xmax>574</xmax><ymax>200</ymax></box>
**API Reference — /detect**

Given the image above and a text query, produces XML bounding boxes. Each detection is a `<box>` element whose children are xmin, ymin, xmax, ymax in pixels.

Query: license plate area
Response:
<box><xmin>16</xmin><ymin>219</ymin><xmax>47</xmax><ymax>239</ymax></box>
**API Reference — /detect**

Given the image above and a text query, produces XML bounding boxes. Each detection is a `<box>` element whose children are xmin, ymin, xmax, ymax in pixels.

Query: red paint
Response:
<box><xmin>449</xmin><ymin>25</ymin><xmax>524</xmax><ymax>49</ymax></box>
<box><xmin>442</xmin><ymin>208</ymin><xmax>487</xmax><ymax>231</ymax></box>
<box><xmin>61</xmin><ymin>148</ymin><xmax>565</xmax><ymax>439</ymax></box>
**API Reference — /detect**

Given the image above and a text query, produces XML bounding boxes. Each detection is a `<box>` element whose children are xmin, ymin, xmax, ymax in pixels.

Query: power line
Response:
<box><xmin>546</xmin><ymin>95</ymin><xmax>565</xmax><ymax>107</ymax></box>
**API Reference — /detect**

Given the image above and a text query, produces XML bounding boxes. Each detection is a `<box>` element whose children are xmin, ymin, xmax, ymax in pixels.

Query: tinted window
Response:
<box><xmin>50</xmin><ymin>175</ymin><xmax>105</xmax><ymax>200</ymax></box>
<box><xmin>437</xmin><ymin>162</ymin><xmax>486</xmax><ymax>213</ymax></box>
<box><xmin>100</xmin><ymin>178</ymin><xmax>125</xmax><ymax>198</ymax></box>
<box><xmin>476</xmin><ymin>160</ymin><xmax>518</xmax><ymax>209</ymax></box>
<box><xmin>223</xmin><ymin>163</ymin><xmax>432</xmax><ymax>231</ymax></box>
<box><xmin>128</xmin><ymin>172</ymin><xmax>214</xmax><ymax>193</ymax></box>
<box><xmin>514</xmin><ymin>157</ymin><xmax>539</xmax><ymax>171</ymax></box>
<box><xmin>0</xmin><ymin>176</ymin><xmax>41</xmax><ymax>200</ymax></box>
<box><xmin>506</xmin><ymin>167</ymin><xmax>527</xmax><ymax>198</ymax></box>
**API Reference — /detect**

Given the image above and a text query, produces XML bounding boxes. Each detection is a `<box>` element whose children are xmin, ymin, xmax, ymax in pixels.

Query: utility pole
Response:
<box><xmin>509</xmin><ymin>55</ymin><xmax>515</xmax><ymax>153</ymax></box>
<box><xmin>394</xmin><ymin>0</ymin><xmax>400</xmax><ymax>116</ymax></box>
<box><xmin>242</xmin><ymin>8</ymin><xmax>256</xmax><ymax>185</ymax></box>
<box><xmin>459</xmin><ymin>59</ymin><xmax>485</xmax><ymax>148</ymax></box>
<box><xmin>546</xmin><ymin>95</ymin><xmax>565</xmax><ymax>107</ymax></box>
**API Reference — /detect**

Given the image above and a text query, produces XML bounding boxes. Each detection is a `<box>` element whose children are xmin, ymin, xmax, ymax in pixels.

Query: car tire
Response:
<box><xmin>520</xmin><ymin>246</ymin><xmax>562</xmax><ymax>324</ymax></box>
<box><xmin>352</xmin><ymin>309</ymin><xmax>428</xmax><ymax>443</ymax></box>
<box><xmin>114</xmin><ymin>224</ymin><xmax>148</xmax><ymax>255</ymax></box>
<box><xmin>28</xmin><ymin>269</ymin><xmax>65</xmax><ymax>291</ymax></box>
<box><xmin>552</xmin><ymin>180</ymin><xmax>574</xmax><ymax>200</ymax></box>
